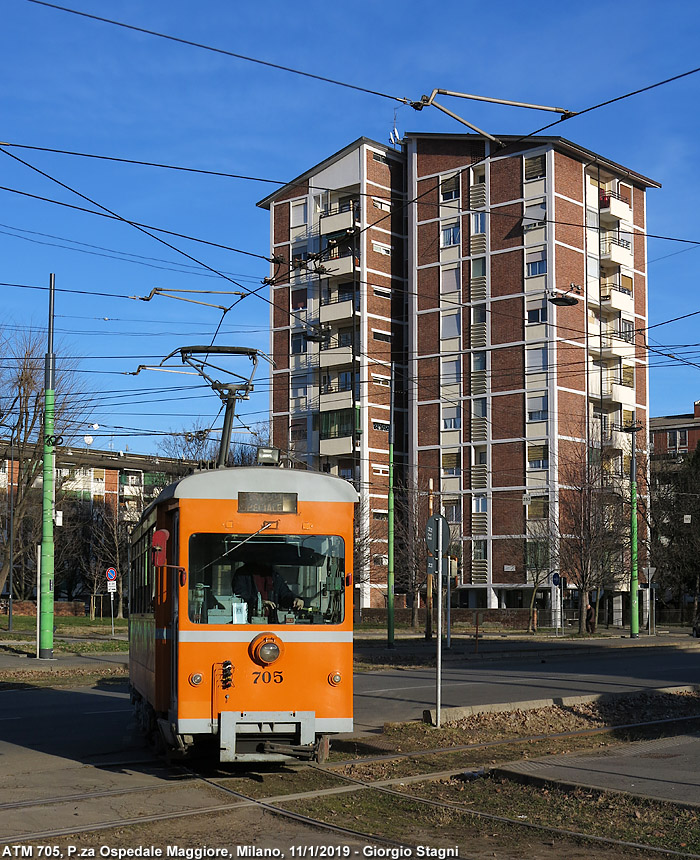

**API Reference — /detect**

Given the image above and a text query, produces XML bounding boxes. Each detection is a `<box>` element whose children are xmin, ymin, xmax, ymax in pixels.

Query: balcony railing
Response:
<box><xmin>600</xmin><ymin>280</ymin><xmax>632</xmax><ymax>298</ymax></box>
<box><xmin>319</xmin><ymin>292</ymin><xmax>360</xmax><ymax>310</ymax></box>
<box><xmin>321</xmin><ymin>201</ymin><xmax>359</xmax><ymax>218</ymax></box>
<box><xmin>599</xmin><ymin>189</ymin><xmax>630</xmax><ymax>207</ymax></box>
<box><xmin>600</xmin><ymin>237</ymin><xmax>631</xmax><ymax>254</ymax></box>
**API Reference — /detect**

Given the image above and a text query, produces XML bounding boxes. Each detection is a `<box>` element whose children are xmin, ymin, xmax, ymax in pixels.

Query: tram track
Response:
<box><xmin>3</xmin><ymin>713</ymin><xmax>700</xmax><ymax>857</ymax></box>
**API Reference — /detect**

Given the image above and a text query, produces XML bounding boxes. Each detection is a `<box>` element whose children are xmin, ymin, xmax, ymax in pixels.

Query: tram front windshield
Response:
<box><xmin>188</xmin><ymin>533</ymin><xmax>346</xmax><ymax>625</ymax></box>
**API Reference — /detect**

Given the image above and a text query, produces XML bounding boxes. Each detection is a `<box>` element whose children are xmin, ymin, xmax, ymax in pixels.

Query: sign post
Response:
<box><xmin>106</xmin><ymin>568</ymin><xmax>117</xmax><ymax>637</ymax></box>
<box><xmin>426</xmin><ymin>514</ymin><xmax>449</xmax><ymax>728</ymax></box>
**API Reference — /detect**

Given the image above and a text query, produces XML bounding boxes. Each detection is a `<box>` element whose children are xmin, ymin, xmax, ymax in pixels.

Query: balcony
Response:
<box><xmin>322</xmin><ymin>247</ymin><xmax>358</xmax><ymax>278</ymax></box>
<box><xmin>319</xmin><ymin>435</ymin><xmax>354</xmax><ymax>456</ymax></box>
<box><xmin>593</xmin><ymin>378</ymin><xmax>636</xmax><ymax>408</ymax></box>
<box><xmin>599</xmin><ymin>189</ymin><xmax>632</xmax><ymax>224</ymax></box>
<box><xmin>600</xmin><ymin>236</ymin><xmax>633</xmax><ymax>268</ymax></box>
<box><xmin>319</xmin><ymin>292</ymin><xmax>359</xmax><ymax>324</ymax></box>
<box><xmin>600</xmin><ymin>280</ymin><xmax>634</xmax><ymax>315</ymax></box>
<box><xmin>600</xmin><ymin>332</ymin><xmax>635</xmax><ymax>360</ymax></box>
<box><xmin>319</xmin><ymin>383</ymin><xmax>354</xmax><ymax>412</ymax></box>
<box><xmin>319</xmin><ymin>202</ymin><xmax>358</xmax><ymax>235</ymax></box>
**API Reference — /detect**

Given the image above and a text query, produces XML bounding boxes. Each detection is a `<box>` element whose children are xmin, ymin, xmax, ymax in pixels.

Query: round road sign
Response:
<box><xmin>106</xmin><ymin>567</ymin><xmax>117</xmax><ymax>581</ymax></box>
<box><xmin>552</xmin><ymin>572</ymin><xmax>561</xmax><ymax>587</ymax></box>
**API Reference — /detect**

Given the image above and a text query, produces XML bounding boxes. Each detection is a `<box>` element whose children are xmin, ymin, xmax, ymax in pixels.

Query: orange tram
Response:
<box><xmin>128</xmin><ymin>462</ymin><xmax>358</xmax><ymax>763</ymax></box>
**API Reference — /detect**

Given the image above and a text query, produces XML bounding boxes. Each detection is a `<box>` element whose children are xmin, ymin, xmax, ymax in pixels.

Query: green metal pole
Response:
<box><xmin>629</xmin><ymin>427</ymin><xmax>639</xmax><ymax>639</ymax></box>
<box><xmin>387</xmin><ymin>363</ymin><xmax>395</xmax><ymax>649</ymax></box>
<box><xmin>39</xmin><ymin>273</ymin><xmax>56</xmax><ymax>660</ymax></box>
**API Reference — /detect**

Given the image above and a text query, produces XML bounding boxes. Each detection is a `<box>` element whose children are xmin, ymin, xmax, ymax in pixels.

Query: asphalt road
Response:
<box><xmin>353</xmin><ymin>644</ymin><xmax>700</xmax><ymax>729</ymax></box>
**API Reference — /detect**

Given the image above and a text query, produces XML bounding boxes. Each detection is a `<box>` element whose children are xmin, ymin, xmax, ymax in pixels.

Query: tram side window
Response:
<box><xmin>130</xmin><ymin>529</ymin><xmax>155</xmax><ymax>614</ymax></box>
<box><xmin>187</xmin><ymin>533</ymin><xmax>346</xmax><ymax>625</ymax></box>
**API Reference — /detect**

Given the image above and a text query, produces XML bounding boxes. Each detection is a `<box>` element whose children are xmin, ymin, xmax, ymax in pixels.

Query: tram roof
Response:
<box><xmin>154</xmin><ymin>466</ymin><xmax>359</xmax><ymax>505</ymax></box>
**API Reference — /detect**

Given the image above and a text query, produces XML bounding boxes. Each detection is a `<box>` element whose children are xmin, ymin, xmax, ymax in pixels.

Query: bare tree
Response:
<box><xmin>0</xmin><ymin>329</ymin><xmax>91</xmax><ymax>597</ymax></box>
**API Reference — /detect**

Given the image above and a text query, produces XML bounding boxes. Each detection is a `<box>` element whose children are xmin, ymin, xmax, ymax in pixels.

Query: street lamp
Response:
<box><xmin>548</xmin><ymin>283</ymin><xmax>582</xmax><ymax>307</ymax></box>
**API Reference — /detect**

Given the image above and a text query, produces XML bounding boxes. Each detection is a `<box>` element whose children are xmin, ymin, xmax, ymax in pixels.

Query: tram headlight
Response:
<box><xmin>259</xmin><ymin>641</ymin><xmax>280</xmax><ymax>663</ymax></box>
<box><xmin>249</xmin><ymin>632</ymin><xmax>284</xmax><ymax>666</ymax></box>
<box><xmin>328</xmin><ymin>671</ymin><xmax>342</xmax><ymax>686</ymax></box>
<box><xmin>189</xmin><ymin>672</ymin><xmax>204</xmax><ymax>686</ymax></box>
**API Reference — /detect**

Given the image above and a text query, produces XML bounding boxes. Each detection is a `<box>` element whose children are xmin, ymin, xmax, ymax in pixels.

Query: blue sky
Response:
<box><xmin>2</xmin><ymin>0</ymin><xmax>700</xmax><ymax>454</ymax></box>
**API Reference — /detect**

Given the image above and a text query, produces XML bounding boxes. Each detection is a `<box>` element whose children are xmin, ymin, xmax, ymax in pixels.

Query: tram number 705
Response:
<box><xmin>252</xmin><ymin>670</ymin><xmax>283</xmax><ymax>684</ymax></box>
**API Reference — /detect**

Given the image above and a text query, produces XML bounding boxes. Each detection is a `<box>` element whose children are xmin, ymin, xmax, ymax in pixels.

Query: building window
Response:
<box><xmin>472</xmin><ymin>351</ymin><xmax>486</xmax><ymax>372</ymax></box>
<box><xmin>527</xmin><ymin>496</ymin><xmax>549</xmax><ymax>520</ymax></box>
<box><xmin>372</xmin><ymin>374</ymin><xmax>390</xmax><ymax>387</ymax></box>
<box><xmin>523</xmin><ymin>201</ymin><xmax>546</xmax><ymax>231</ymax></box>
<box><xmin>373</xmin><ymin>330</ymin><xmax>392</xmax><ymax>343</ymax></box>
<box><xmin>472</xmin><ymin>304</ymin><xmax>487</xmax><ymax>325</ymax></box>
<box><xmin>527</xmin><ymin>302</ymin><xmax>547</xmax><ymax>324</ymax></box>
<box><xmin>526</xmin><ymin>249</ymin><xmax>547</xmax><ymax>277</ymax></box>
<box><xmin>373</xmin><ymin>420</ymin><xmax>390</xmax><ymax>432</ymax></box>
<box><xmin>471</xmin><ymin>257</ymin><xmax>486</xmax><ymax>279</ymax></box>
<box><xmin>373</xmin><ymin>286</ymin><xmax>391</xmax><ymax>299</ymax></box>
<box><xmin>442</xmin><ymin>406</ymin><xmax>460</xmax><ymax>430</ymax></box>
<box><xmin>668</xmin><ymin>430</ymin><xmax>688</xmax><ymax>451</ymax></box>
<box><xmin>526</xmin><ymin>346</ymin><xmax>548</xmax><ymax>373</ymax></box>
<box><xmin>473</xmin><ymin>398</ymin><xmax>487</xmax><ymax>419</ymax></box>
<box><xmin>320</xmin><ymin>409</ymin><xmax>354</xmax><ymax>440</ymax></box>
<box><xmin>337</xmin><ymin>329</ymin><xmax>354</xmax><ymax>348</ymax></box>
<box><xmin>441</xmin><ymin>222</ymin><xmax>460</xmax><ymax>247</ymax></box>
<box><xmin>290</xmin><ymin>420</ymin><xmax>306</xmax><ymax>442</ymax></box>
<box><xmin>291</xmin><ymin>243</ymin><xmax>308</xmax><ymax>268</ymax></box>
<box><xmin>441</xmin><ymin>312</ymin><xmax>460</xmax><ymax>339</ymax></box>
<box><xmin>373</xmin><ymin>510</ymin><xmax>389</xmax><ymax>521</ymax></box>
<box><xmin>290</xmin><ymin>376</ymin><xmax>307</xmax><ymax>399</ymax></box>
<box><xmin>524</xmin><ymin>154</ymin><xmax>546</xmax><ymax>181</ymax></box>
<box><xmin>440</xmin><ymin>175</ymin><xmax>459</xmax><ymax>202</ymax></box>
<box><xmin>442</xmin><ymin>358</ymin><xmax>460</xmax><ymax>386</ymax></box>
<box><xmin>372</xmin><ymin>152</ymin><xmax>388</xmax><ymax>165</ymax></box>
<box><xmin>471</xmin><ymin>212</ymin><xmax>486</xmax><ymax>235</ymax></box>
<box><xmin>444</xmin><ymin>498</ymin><xmax>462</xmax><ymax>523</ymax></box>
<box><xmin>291</xmin><ymin>287</ymin><xmax>307</xmax><ymax>310</ymax></box>
<box><xmin>621</xmin><ymin>364</ymin><xmax>635</xmax><ymax>388</ymax></box>
<box><xmin>526</xmin><ymin>540</ymin><xmax>549</xmax><ymax>569</ymax></box>
<box><xmin>373</xmin><ymin>554</ymin><xmax>389</xmax><ymax>566</ymax></box>
<box><xmin>528</xmin><ymin>444</ymin><xmax>548</xmax><ymax>470</ymax></box>
<box><xmin>291</xmin><ymin>333</ymin><xmax>307</xmax><ymax>355</ymax></box>
<box><xmin>586</xmin><ymin>207</ymin><xmax>599</xmax><ymax>229</ymax></box>
<box><xmin>291</xmin><ymin>200</ymin><xmax>307</xmax><ymax>228</ymax></box>
<box><xmin>527</xmin><ymin>393</ymin><xmax>548</xmax><ymax>422</ymax></box>
<box><xmin>338</xmin><ymin>464</ymin><xmax>354</xmax><ymax>481</ymax></box>
<box><xmin>472</xmin><ymin>494</ymin><xmax>488</xmax><ymax>513</ymax></box>
<box><xmin>472</xmin><ymin>539</ymin><xmax>487</xmax><ymax>561</ymax></box>
<box><xmin>441</xmin><ymin>267</ymin><xmax>460</xmax><ymax>293</ymax></box>
<box><xmin>372</xmin><ymin>464</ymin><xmax>389</xmax><ymax>476</ymax></box>
<box><xmin>442</xmin><ymin>451</ymin><xmax>460</xmax><ymax>476</ymax></box>
<box><xmin>619</xmin><ymin>319</ymin><xmax>635</xmax><ymax>343</ymax></box>
<box><xmin>588</xmin><ymin>255</ymin><xmax>600</xmax><ymax>280</ymax></box>
<box><xmin>338</xmin><ymin>370</ymin><xmax>353</xmax><ymax>391</ymax></box>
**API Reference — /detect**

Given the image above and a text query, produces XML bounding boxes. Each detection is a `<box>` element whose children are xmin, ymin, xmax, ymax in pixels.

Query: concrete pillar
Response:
<box><xmin>613</xmin><ymin>593</ymin><xmax>623</xmax><ymax>627</ymax></box>
<box><xmin>487</xmin><ymin>586</ymin><xmax>498</xmax><ymax>609</ymax></box>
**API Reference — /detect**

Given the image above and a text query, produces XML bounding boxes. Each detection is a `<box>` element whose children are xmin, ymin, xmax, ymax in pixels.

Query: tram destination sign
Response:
<box><xmin>238</xmin><ymin>492</ymin><xmax>297</xmax><ymax>514</ymax></box>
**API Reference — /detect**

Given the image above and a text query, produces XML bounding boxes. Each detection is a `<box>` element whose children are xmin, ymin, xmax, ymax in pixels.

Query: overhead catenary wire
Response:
<box><xmin>22</xmin><ymin>0</ymin><xmax>408</xmax><ymax>104</ymax></box>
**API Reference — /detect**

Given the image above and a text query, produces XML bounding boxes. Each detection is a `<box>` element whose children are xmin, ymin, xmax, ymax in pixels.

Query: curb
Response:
<box><xmin>422</xmin><ymin>683</ymin><xmax>700</xmax><ymax>725</ymax></box>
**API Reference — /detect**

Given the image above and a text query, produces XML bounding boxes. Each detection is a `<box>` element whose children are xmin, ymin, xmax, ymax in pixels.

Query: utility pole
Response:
<box><xmin>39</xmin><ymin>273</ymin><xmax>56</xmax><ymax>660</ymax></box>
<box><xmin>624</xmin><ymin>419</ymin><xmax>642</xmax><ymax>639</ymax></box>
<box><xmin>387</xmin><ymin>363</ymin><xmax>395</xmax><ymax>648</ymax></box>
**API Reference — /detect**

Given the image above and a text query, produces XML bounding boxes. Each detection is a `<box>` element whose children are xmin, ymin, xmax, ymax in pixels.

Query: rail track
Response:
<box><xmin>2</xmin><ymin>713</ymin><xmax>700</xmax><ymax>858</ymax></box>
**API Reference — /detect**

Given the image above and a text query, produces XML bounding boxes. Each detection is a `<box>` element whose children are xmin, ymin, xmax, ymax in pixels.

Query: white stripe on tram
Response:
<box><xmin>178</xmin><ymin>630</ymin><xmax>353</xmax><ymax>644</ymax></box>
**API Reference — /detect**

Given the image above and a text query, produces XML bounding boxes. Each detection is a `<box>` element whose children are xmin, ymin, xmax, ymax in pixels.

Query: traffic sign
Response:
<box><xmin>552</xmin><ymin>572</ymin><xmax>560</xmax><ymax>587</ymax></box>
<box><xmin>427</xmin><ymin>555</ymin><xmax>449</xmax><ymax>577</ymax></box>
<box><xmin>107</xmin><ymin>580</ymin><xmax>117</xmax><ymax>593</ymax></box>
<box><xmin>425</xmin><ymin>514</ymin><xmax>449</xmax><ymax>554</ymax></box>
<box><xmin>106</xmin><ymin>567</ymin><xmax>117</xmax><ymax>581</ymax></box>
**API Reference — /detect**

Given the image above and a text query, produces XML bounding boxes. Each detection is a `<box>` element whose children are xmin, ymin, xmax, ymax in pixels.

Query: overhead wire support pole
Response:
<box><xmin>387</xmin><ymin>362</ymin><xmax>395</xmax><ymax>649</ymax></box>
<box><xmin>39</xmin><ymin>273</ymin><xmax>56</xmax><ymax>660</ymax></box>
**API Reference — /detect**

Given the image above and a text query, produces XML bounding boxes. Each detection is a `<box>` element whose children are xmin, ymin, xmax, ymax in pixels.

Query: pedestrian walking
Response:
<box><xmin>585</xmin><ymin>602</ymin><xmax>596</xmax><ymax>634</ymax></box>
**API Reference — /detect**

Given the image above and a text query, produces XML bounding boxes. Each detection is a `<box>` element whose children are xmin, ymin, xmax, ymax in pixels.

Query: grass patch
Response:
<box><xmin>0</xmin><ymin>666</ymin><xmax>128</xmax><ymax>690</ymax></box>
<box><xmin>0</xmin><ymin>639</ymin><xmax>129</xmax><ymax>655</ymax></box>
<box><xmin>399</xmin><ymin>774</ymin><xmax>700</xmax><ymax>855</ymax></box>
<box><xmin>0</xmin><ymin>616</ymin><xmax>128</xmax><ymax>636</ymax></box>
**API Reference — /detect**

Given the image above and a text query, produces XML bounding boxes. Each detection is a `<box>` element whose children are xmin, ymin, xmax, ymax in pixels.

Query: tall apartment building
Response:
<box><xmin>260</xmin><ymin>133</ymin><xmax>658</xmax><ymax>612</ymax></box>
